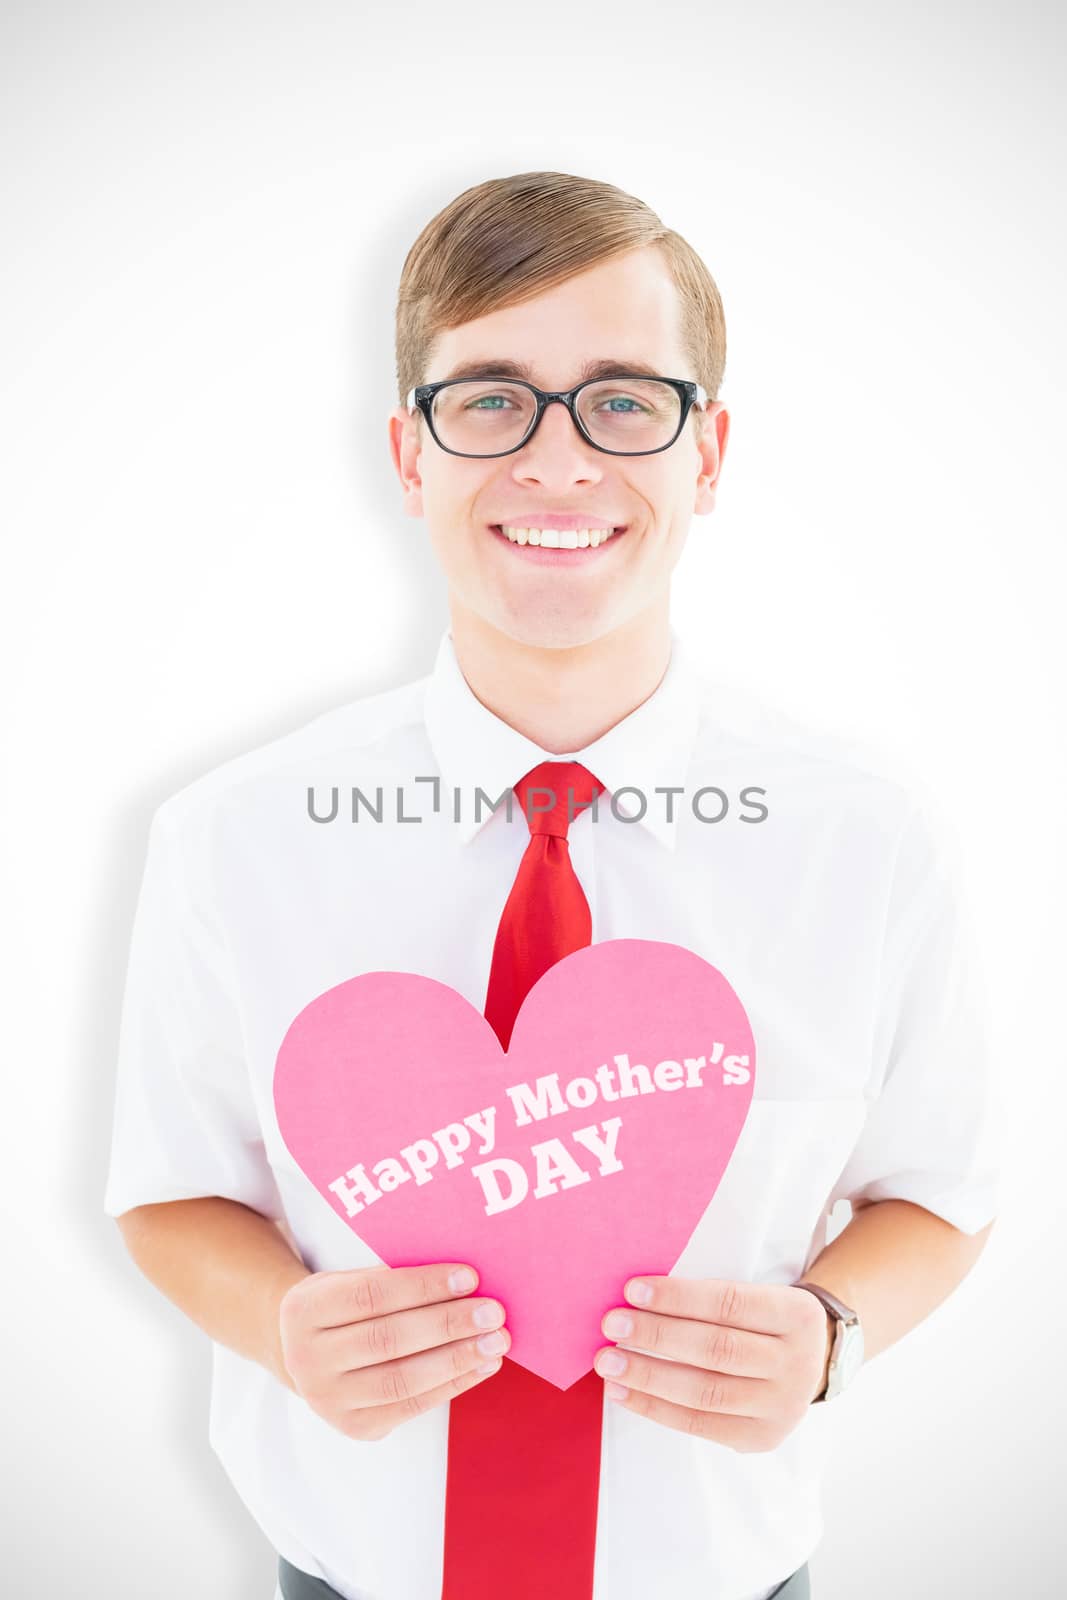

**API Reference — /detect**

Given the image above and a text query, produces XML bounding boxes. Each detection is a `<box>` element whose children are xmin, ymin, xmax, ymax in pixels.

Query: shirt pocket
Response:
<box><xmin>672</xmin><ymin>1095</ymin><xmax>871</xmax><ymax>1285</ymax></box>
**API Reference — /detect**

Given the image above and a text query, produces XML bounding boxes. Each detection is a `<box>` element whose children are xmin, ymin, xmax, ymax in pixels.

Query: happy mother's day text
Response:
<box><xmin>328</xmin><ymin>1045</ymin><xmax>751</xmax><ymax>1220</ymax></box>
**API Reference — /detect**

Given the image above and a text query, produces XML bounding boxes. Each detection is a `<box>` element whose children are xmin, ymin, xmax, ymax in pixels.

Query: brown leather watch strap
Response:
<box><xmin>793</xmin><ymin>1279</ymin><xmax>858</xmax><ymax>1324</ymax></box>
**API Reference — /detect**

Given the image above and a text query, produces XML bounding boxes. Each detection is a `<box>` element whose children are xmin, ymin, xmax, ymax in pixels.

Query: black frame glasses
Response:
<box><xmin>405</xmin><ymin>374</ymin><xmax>709</xmax><ymax>459</ymax></box>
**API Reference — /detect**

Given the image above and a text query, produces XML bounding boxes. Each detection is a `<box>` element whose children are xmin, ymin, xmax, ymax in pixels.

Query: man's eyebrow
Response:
<box><xmin>437</xmin><ymin>357</ymin><xmax>669</xmax><ymax>384</ymax></box>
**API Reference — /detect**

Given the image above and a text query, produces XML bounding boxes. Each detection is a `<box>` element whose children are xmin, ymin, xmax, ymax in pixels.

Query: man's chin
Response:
<box><xmin>483</xmin><ymin>606</ymin><xmax>626</xmax><ymax>655</ymax></box>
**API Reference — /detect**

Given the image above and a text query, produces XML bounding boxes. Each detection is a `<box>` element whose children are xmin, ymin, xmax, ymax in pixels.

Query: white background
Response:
<box><xmin>2</xmin><ymin>4</ymin><xmax>1064</xmax><ymax>1597</ymax></box>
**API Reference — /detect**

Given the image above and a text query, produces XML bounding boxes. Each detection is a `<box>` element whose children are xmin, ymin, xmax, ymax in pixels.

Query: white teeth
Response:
<box><xmin>499</xmin><ymin>525</ymin><xmax>618</xmax><ymax>548</ymax></box>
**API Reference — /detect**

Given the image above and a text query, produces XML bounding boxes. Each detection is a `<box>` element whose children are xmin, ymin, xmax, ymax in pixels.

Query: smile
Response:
<box><xmin>489</xmin><ymin>524</ymin><xmax>627</xmax><ymax>558</ymax></box>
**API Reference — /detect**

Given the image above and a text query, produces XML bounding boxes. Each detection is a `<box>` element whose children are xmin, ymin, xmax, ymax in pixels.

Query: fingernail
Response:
<box><xmin>625</xmin><ymin>1280</ymin><xmax>653</xmax><ymax>1306</ymax></box>
<box><xmin>449</xmin><ymin>1268</ymin><xmax>477</xmax><ymax>1293</ymax></box>
<box><xmin>604</xmin><ymin>1381</ymin><xmax>629</xmax><ymax>1401</ymax></box>
<box><xmin>603</xmin><ymin>1311</ymin><xmax>634</xmax><ymax>1338</ymax></box>
<box><xmin>477</xmin><ymin>1330</ymin><xmax>508</xmax><ymax>1356</ymax></box>
<box><xmin>473</xmin><ymin>1302</ymin><xmax>503</xmax><ymax>1329</ymax></box>
<box><xmin>597</xmin><ymin>1349</ymin><xmax>628</xmax><ymax>1377</ymax></box>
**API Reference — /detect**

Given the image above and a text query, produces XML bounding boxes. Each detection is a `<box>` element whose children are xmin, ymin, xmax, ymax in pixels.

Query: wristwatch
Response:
<box><xmin>792</xmin><ymin>1280</ymin><xmax>864</xmax><ymax>1402</ymax></box>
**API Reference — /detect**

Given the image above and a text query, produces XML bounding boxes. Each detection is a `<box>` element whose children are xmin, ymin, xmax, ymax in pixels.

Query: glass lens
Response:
<box><xmin>577</xmin><ymin>378</ymin><xmax>682</xmax><ymax>452</ymax></box>
<box><xmin>431</xmin><ymin>381</ymin><xmax>536</xmax><ymax>454</ymax></box>
<box><xmin>430</xmin><ymin>378</ymin><xmax>682</xmax><ymax>455</ymax></box>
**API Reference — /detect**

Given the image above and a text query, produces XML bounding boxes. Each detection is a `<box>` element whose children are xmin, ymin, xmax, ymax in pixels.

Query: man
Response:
<box><xmin>104</xmin><ymin>171</ymin><xmax>998</xmax><ymax>1600</ymax></box>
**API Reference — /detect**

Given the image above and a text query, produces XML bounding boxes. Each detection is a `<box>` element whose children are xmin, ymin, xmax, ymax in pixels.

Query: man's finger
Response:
<box><xmin>608</xmin><ymin>1380</ymin><xmax>762</xmax><ymax>1448</ymax></box>
<box><xmin>307</xmin><ymin>1263</ymin><xmax>480</xmax><ymax>1329</ymax></box>
<box><xmin>600</xmin><ymin>1308</ymin><xmax>781</xmax><ymax>1379</ymax></box>
<box><xmin>622</xmin><ymin>1275</ymin><xmax>796</xmax><ymax>1334</ymax></box>
<box><xmin>342</xmin><ymin>1357</ymin><xmax>506</xmax><ymax>1440</ymax></box>
<box><xmin>596</xmin><ymin>1347</ymin><xmax>770</xmax><ymax>1418</ymax></box>
<box><xmin>322</xmin><ymin>1294</ymin><xmax>506</xmax><ymax>1370</ymax></box>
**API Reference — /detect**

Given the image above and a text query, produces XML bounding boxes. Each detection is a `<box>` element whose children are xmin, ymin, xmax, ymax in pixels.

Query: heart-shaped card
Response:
<box><xmin>274</xmin><ymin>938</ymin><xmax>754</xmax><ymax>1389</ymax></box>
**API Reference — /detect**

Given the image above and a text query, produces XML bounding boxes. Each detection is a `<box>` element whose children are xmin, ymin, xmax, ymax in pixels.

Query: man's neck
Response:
<box><xmin>446</xmin><ymin>599</ymin><xmax>673</xmax><ymax>754</ymax></box>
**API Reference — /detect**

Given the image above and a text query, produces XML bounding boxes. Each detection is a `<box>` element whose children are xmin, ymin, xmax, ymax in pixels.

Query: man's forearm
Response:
<box><xmin>804</xmin><ymin>1198</ymin><xmax>995</xmax><ymax>1369</ymax></box>
<box><xmin>115</xmin><ymin>1195</ymin><xmax>992</xmax><ymax>1400</ymax></box>
<box><xmin>115</xmin><ymin>1197</ymin><xmax>311</xmax><ymax>1390</ymax></box>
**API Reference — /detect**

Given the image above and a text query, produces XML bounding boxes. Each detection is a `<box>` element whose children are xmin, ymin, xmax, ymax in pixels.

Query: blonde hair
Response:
<box><xmin>394</xmin><ymin>171</ymin><xmax>726</xmax><ymax>420</ymax></box>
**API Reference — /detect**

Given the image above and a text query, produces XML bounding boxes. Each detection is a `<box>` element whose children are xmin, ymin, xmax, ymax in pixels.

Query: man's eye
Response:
<box><xmin>466</xmin><ymin>393</ymin><xmax>516</xmax><ymax>410</ymax></box>
<box><xmin>593</xmin><ymin>395</ymin><xmax>648</xmax><ymax>414</ymax></box>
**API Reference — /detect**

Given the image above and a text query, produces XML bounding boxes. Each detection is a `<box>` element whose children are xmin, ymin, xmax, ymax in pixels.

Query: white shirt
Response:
<box><xmin>104</xmin><ymin>623</ymin><xmax>999</xmax><ymax>1600</ymax></box>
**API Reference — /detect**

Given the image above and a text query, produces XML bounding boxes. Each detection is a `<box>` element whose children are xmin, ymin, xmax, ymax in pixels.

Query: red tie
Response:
<box><xmin>441</xmin><ymin>759</ymin><xmax>607</xmax><ymax>1600</ymax></box>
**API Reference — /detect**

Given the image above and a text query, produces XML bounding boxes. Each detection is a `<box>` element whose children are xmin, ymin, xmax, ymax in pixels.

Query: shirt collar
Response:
<box><xmin>422</xmin><ymin>624</ymin><xmax>704</xmax><ymax>852</ymax></box>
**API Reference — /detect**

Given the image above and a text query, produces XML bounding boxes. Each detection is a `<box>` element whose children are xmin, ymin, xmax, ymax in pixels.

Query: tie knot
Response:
<box><xmin>514</xmin><ymin>760</ymin><xmax>605</xmax><ymax>839</ymax></box>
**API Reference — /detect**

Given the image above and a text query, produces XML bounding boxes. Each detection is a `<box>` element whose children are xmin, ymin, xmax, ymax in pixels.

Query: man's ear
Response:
<box><xmin>693</xmin><ymin>402</ymin><xmax>730</xmax><ymax>516</ymax></box>
<box><xmin>387</xmin><ymin>405</ymin><xmax>425</xmax><ymax>519</ymax></box>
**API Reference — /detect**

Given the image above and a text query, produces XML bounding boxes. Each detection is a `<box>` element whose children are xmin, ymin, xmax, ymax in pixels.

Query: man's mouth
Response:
<box><xmin>488</xmin><ymin>523</ymin><xmax>628</xmax><ymax>558</ymax></box>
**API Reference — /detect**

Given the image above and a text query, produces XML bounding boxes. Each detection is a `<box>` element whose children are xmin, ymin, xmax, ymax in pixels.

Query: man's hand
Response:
<box><xmin>593</xmin><ymin>1276</ymin><xmax>834</xmax><ymax>1451</ymax></box>
<box><xmin>279</xmin><ymin>1263</ymin><xmax>509</xmax><ymax>1441</ymax></box>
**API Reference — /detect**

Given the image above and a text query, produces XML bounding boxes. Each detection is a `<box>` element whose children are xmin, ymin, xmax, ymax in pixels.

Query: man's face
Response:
<box><xmin>388</xmin><ymin>244</ymin><xmax>728</xmax><ymax>651</ymax></box>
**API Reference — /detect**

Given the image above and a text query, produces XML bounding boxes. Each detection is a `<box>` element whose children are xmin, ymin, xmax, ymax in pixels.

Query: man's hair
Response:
<box><xmin>395</xmin><ymin>171</ymin><xmax>727</xmax><ymax>420</ymax></box>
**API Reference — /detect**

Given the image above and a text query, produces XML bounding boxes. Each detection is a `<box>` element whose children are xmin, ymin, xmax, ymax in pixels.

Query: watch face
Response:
<box><xmin>838</xmin><ymin>1323</ymin><xmax>865</xmax><ymax>1386</ymax></box>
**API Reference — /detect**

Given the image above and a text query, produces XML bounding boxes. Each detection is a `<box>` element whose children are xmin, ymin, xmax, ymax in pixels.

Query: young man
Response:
<box><xmin>104</xmin><ymin>172</ymin><xmax>998</xmax><ymax>1600</ymax></box>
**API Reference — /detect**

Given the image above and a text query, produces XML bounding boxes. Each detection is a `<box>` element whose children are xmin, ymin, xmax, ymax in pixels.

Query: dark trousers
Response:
<box><xmin>277</xmin><ymin>1554</ymin><xmax>811</xmax><ymax>1598</ymax></box>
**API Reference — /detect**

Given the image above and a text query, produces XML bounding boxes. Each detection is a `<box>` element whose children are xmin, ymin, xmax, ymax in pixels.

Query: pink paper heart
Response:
<box><xmin>274</xmin><ymin>938</ymin><xmax>755</xmax><ymax>1389</ymax></box>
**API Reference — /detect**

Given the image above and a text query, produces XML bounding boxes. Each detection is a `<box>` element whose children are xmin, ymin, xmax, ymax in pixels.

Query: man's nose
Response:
<box><xmin>512</xmin><ymin>399</ymin><xmax>604</xmax><ymax>478</ymax></box>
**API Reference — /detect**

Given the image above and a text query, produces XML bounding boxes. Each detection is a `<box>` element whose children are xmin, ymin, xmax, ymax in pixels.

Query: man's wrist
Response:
<box><xmin>265</xmin><ymin>1260</ymin><xmax>312</xmax><ymax>1393</ymax></box>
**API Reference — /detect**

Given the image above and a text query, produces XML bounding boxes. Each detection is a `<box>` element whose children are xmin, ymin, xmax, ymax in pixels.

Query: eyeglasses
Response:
<box><xmin>405</xmin><ymin>374</ymin><xmax>708</xmax><ymax>459</ymax></box>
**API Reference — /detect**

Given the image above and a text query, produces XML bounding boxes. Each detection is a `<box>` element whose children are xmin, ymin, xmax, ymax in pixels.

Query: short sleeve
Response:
<box><xmin>828</xmin><ymin>798</ymin><xmax>1001</xmax><ymax>1234</ymax></box>
<box><xmin>103</xmin><ymin>800</ymin><xmax>283</xmax><ymax>1220</ymax></box>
